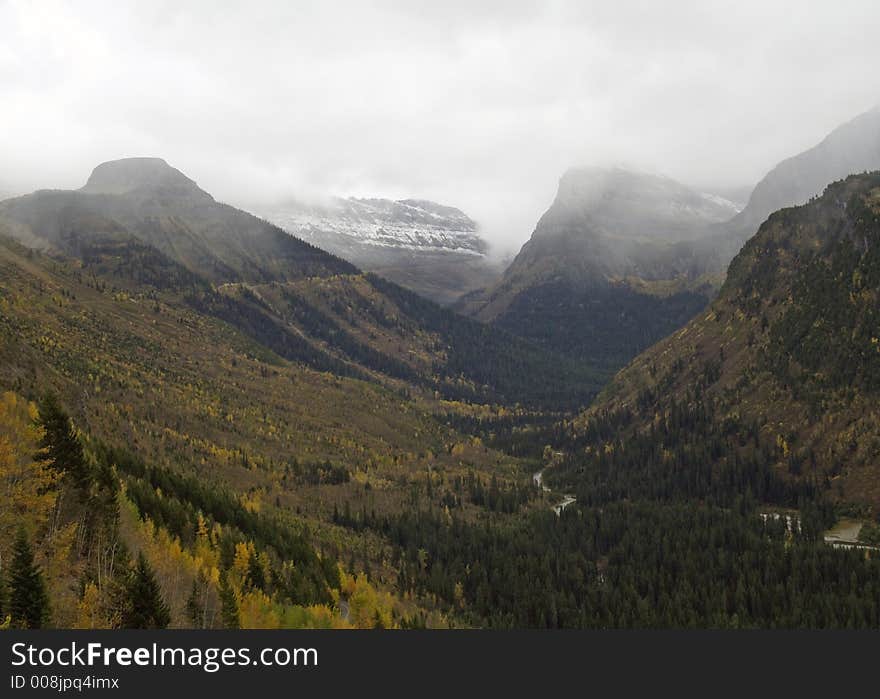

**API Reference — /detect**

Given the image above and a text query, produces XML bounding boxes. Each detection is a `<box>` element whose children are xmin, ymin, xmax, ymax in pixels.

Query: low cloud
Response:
<box><xmin>1</xmin><ymin>0</ymin><xmax>878</xmax><ymax>254</ymax></box>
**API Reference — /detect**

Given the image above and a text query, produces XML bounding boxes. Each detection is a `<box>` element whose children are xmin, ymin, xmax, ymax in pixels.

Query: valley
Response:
<box><xmin>2</xmin><ymin>151</ymin><xmax>880</xmax><ymax>630</ymax></box>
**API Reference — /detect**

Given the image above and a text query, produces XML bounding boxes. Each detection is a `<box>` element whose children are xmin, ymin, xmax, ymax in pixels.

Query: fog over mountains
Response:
<box><xmin>455</xmin><ymin>167</ymin><xmax>727</xmax><ymax>371</ymax></box>
<box><xmin>0</xmin><ymin>157</ymin><xmax>353</xmax><ymax>285</ymax></box>
<box><xmin>727</xmin><ymin>106</ymin><xmax>880</xmax><ymax>240</ymax></box>
<box><xmin>455</xmin><ymin>106</ymin><xmax>880</xmax><ymax>380</ymax></box>
<box><xmin>537</xmin><ymin>167</ymin><xmax>740</xmax><ymax>242</ymax></box>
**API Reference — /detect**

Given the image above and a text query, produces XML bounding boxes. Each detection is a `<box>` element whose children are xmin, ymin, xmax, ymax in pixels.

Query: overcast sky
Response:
<box><xmin>1</xmin><ymin>0</ymin><xmax>879</xmax><ymax>254</ymax></box>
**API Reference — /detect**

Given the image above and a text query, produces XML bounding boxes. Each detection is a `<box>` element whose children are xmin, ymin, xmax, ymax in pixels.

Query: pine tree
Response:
<box><xmin>121</xmin><ymin>552</ymin><xmax>170</xmax><ymax>629</ymax></box>
<box><xmin>37</xmin><ymin>393</ymin><xmax>90</xmax><ymax>496</ymax></box>
<box><xmin>7</xmin><ymin>528</ymin><xmax>51</xmax><ymax>629</ymax></box>
<box><xmin>185</xmin><ymin>579</ymin><xmax>201</xmax><ymax>628</ymax></box>
<box><xmin>219</xmin><ymin>573</ymin><xmax>240</xmax><ymax>629</ymax></box>
<box><xmin>246</xmin><ymin>554</ymin><xmax>266</xmax><ymax>591</ymax></box>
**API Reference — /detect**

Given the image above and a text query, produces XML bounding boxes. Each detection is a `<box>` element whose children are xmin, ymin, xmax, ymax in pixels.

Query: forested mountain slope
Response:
<box><xmin>4</xmin><ymin>160</ymin><xmax>879</xmax><ymax>631</ymax></box>
<box><xmin>567</xmin><ymin>172</ymin><xmax>880</xmax><ymax>508</ymax></box>
<box><xmin>0</xmin><ymin>215</ymin><xmax>535</xmax><ymax>629</ymax></box>
<box><xmin>327</xmin><ymin>171</ymin><xmax>880</xmax><ymax>627</ymax></box>
<box><xmin>340</xmin><ymin>174</ymin><xmax>880</xmax><ymax>630</ymax></box>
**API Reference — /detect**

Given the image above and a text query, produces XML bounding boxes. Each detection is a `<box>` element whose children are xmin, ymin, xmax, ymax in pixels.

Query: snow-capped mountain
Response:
<box><xmin>259</xmin><ymin>197</ymin><xmax>487</xmax><ymax>256</ymax></box>
<box><xmin>257</xmin><ymin>197</ymin><xmax>499</xmax><ymax>305</ymax></box>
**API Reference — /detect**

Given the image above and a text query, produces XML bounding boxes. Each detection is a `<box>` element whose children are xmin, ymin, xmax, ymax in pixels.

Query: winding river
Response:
<box><xmin>533</xmin><ymin>467</ymin><xmax>576</xmax><ymax>516</ymax></box>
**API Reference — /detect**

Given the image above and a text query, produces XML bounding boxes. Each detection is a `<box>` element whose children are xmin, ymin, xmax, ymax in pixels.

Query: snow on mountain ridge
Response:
<box><xmin>259</xmin><ymin>196</ymin><xmax>488</xmax><ymax>256</ymax></box>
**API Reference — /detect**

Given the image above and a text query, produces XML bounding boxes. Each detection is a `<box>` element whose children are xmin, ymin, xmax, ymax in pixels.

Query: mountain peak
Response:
<box><xmin>80</xmin><ymin>157</ymin><xmax>212</xmax><ymax>200</ymax></box>
<box><xmin>543</xmin><ymin>165</ymin><xmax>738</xmax><ymax>242</ymax></box>
<box><xmin>730</xmin><ymin>107</ymin><xmax>880</xmax><ymax>235</ymax></box>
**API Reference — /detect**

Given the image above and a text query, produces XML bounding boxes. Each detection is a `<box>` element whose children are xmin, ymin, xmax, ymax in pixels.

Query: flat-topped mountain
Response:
<box><xmin>259</xmin><ymin>196</ymin><xmax>500</xmax><ymax>305</ymax></box>
<box><xmin>541</xmin><ymin>166</ymin><xmax>737</xmax><ymax>243</ymax></box>
<box><xmin>263</xmin><ymin>196</ymin><xmax>485</xmax><ymax>255</ymax></box>
<box><xmin>80</xmin><ymin>156</ymin><xmax>212</xmax><ymax>199</ymax></box>
<box><xmin>495</xmin><ymin>167</ymin><xmax>737</xmax><ymax>291</ymax></box>
<box><xmin>460</xmin><ymin>167</ymin><xmax>736</xmax><ymax>373</ymax></box>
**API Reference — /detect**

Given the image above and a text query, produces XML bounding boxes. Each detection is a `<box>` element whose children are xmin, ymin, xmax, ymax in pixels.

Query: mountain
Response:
<box><xmin>257</xmin><ymin>196</ymin><xmax>501</xmax><ymax>305</ymax></box>
<box><xmin>560</xmin><ymin>171</ymin><xmax>880</xmax><ymax>509</ymax></box>
<box><xmin>0</xmin><ymin>157</ymin><xmax>600</xmax><ymax>410</ymax></box>
<box><xmin>336</xmin><ymin>173</ymin><xmax>880</xmax><ymax>629</ymax></box>
<box><xmin>460</xmin><ymin>167</ymin><xmax>738</xmax><ymax>372</ymax></box>
<box><xmin>729</xmin><ymin>106</ymin><xmax>880</xmax><ymax>241</ymax></box>
<box><xmin>0</xmin><ymin>157</ymin><xmax>355</xmax><ymax>285</ymax></box>
<box><xmin>691</xmin><ymin>106</ymin><xmax>880</xmax><ymax>272</ymax></box>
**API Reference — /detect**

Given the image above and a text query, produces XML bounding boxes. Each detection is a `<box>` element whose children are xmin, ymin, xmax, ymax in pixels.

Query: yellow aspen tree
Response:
<box><xmin>74</xmin><ymin>582</ymin><xmax>106</xmax><ymax>629</ymax></box>
<box><xmin>0</xmin><ymin>392</ymin><xmax>59</xmax><ymax>546</ymax></box>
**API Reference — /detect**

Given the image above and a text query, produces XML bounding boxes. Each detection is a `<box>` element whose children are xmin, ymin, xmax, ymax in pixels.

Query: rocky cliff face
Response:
<box><xmin>259</xmin><ymin>197</ymin><xmax>499</xmax><ymax>305</ymax></box>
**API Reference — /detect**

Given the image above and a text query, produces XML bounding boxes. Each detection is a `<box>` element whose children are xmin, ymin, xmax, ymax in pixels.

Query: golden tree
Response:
<box><xmin>0</xmin><ymin>392</ymin><xmax>59</xmax><ymax>553</ymax></box>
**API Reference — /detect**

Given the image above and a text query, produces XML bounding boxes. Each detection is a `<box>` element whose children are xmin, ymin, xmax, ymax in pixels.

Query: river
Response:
<box><xmin>533</xmin><ymin>467</ymin><xmax>576</xmax><ymax>516</ymax></box>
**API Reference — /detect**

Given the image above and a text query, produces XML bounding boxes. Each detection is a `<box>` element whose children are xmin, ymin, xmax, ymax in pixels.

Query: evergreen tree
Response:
<box><xmin>121</xmin><ymin>552</ymin><xmax>170</xmax><ymax>629</ymax></box>
<box><xmin>7</xmin><ymin>528</ymin><xmax>51</xmax><ymax>629</ymax></box>
<box><xmin>37</xmin><ymin>393</ymin><xmax>90</xmax><ymax>496</ymax></box>
<box><xmin>185</xmin><ymin>579</ymin><xmax>201</xmax><ymax>628</ymax></box>
<box><xmin>219</xmin><ymin>573</ymin><xmax>240</xmax><ymax>629</ymax></box>
<box><xmin>246</xmin><ymin>554</ymin><xmax>266</xmax><ymax>591</ymax></box>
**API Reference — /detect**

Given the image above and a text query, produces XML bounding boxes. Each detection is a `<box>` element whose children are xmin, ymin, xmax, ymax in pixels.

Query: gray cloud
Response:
<box><xmin>1</xmin><ymin>0</ymin><xmax>879</xmax><ymax>254</ymax></box>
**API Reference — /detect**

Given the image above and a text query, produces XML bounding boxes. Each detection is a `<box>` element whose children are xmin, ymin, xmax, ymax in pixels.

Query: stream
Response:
<box><xmin>533</xmin><ymin>467</ymin><xmax>576</xmax><ymax>516</ymax></box>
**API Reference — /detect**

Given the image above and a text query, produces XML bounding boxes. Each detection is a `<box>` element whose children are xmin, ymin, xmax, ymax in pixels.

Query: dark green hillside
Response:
<box><xmin>367</xmin><ymin>273</ymin><xmax>604</xmax><ymax>407</ymax></box>
<box><xmin>494</xmin><ymin>279</ymin><xmax>707</xmax><ymax>368</ymax></box>
<box><xmin>579</xmin><ymin>172</ymin><xmax>880</xmax><ymax>508</ymax></box>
